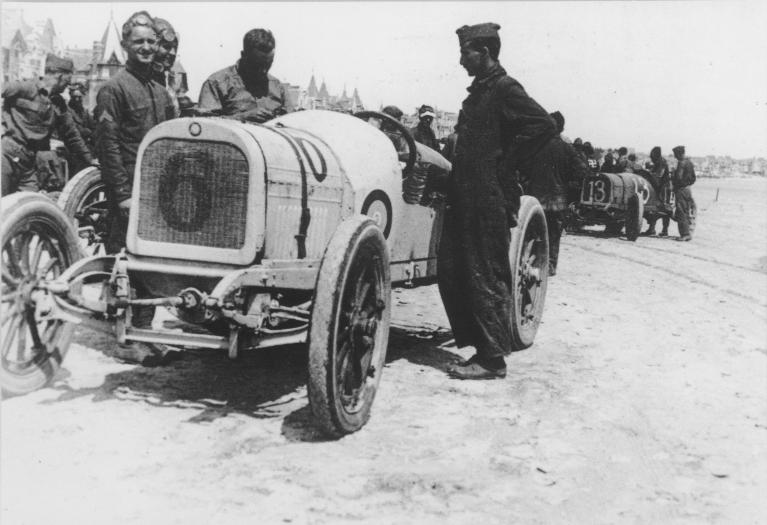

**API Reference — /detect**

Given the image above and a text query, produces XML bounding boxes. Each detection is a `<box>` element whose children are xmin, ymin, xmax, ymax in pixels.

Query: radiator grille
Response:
<box><xmin>137</xmin><ymin>139</ymin><xmax>249</xmax><ymax>249</ymax></box>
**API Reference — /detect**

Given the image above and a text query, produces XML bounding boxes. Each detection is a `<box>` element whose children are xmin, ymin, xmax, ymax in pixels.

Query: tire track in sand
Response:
<box><xmin>563</xmin><ymin>239</ymin><xmax>767</xmax><ymax>308</ymax></box>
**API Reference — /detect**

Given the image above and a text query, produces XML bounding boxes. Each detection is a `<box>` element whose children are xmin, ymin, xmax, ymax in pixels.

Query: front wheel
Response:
<box><xmin>308</xmin><ymin>216</ymin><xmax>391</xmax><ymax>437</ymax></box>
<box><xmin>1</xmin><ymin>193</ymin><xmax>82</xmax><ymax>395</ymax></box>
<box><xmin>58</xmin><ymin>167</ymin><xmax>109</xmax><ymax>256</ymax></box>
<box><xmin>509</xmin><ymin>196</ymin><xmax>549</xmax><ymax>350</ymax></box>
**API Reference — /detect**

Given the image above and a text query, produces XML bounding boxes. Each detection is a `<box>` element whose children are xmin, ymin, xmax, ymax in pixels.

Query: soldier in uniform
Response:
<box><xmin>94</xmin><ymin>11</ymin><xmax>175</xmax><ymax>365</ymax></box>
<box><xmin>438</xmin><ymin>22</ymin><xmax>557</xmax><ymax>380</ymax></box>
<box><xmin>672</xmin><ymin>145</ymin><xmax>696</xmax><ymax>241</ymax></box>
<box><xmin>627</xmin><ymin>153</ymin><xmax>643</xmax><ymax>173</ymax></box>
<box><xmin>67</xmin><ymin>82</ymin><xmax>96</xmax><ymax>173</ymax></box>
<box><xmin>2</xmin><ymin>55</ymin><xmax>95</xmax><ymax>196</ymax></box>
<box><xmin>151</xmin><ymin>17</ymin><xmax>180</xmax><ymax>117</ymax></box>
<box><xmin>197</xmin><ymin>28</ymin><xmax>293</xmax><ymax>121</ymax></box>
<box><xmin>642</xmin><ymin>146</ymin><xmax>671</xmax><ymax>237</ymax></box>
<box><xmin>583</xmin><ymin>142</ymin><xmax>599</xmax><ymax>173</ymax></box>
<box><xmin>380</xmin><ymin>105</ymin><xmax>408</xmax><ymax>158</ymax></box>
<box><xmin>410</xmin><ymin>104</ymin><xmax>440</xmax><ymax>151</ymax></box>
<box><xmin>68</xmin><ymin>83</ymin><xmax>95</xmax><ymax>148</ymax></box>
<box><xmin>550</xmin><ymin>110</ymin><xmax>588</xmax><ymax>213</ymax></box>
<box><xmin>441</xmin><ymin>129</ymin><xmax>459</xmax><ymax>163</ymax></box>
<box><xmin>601</xmin><ymin>148</ymin><xmax>616</xmax><ymax>173</ymax></box>
<box><xmin>95</xmin><ymin>10</ymin><xmax>174</xmax><ymax>253</ymax></box>
<box><xmin>614</xmin><ymin>146</ymin><xmax>629</xmax><ymax>172</ymax></box>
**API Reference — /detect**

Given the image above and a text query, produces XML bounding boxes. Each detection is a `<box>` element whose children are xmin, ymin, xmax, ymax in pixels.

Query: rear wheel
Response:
<box><xmin>1</xmin><ymin>193</ymin><xmax>82</xmax><ymax>395</ymax></box>
<box><xmin>308</xmin><ymin>216</ymin><xmax>391</xmax><ymax>437</ymax></box>
<box><xmin>624</xmin><ymin>193</ymin><xmax>644</xmax><ymax>241</ymax></box>
<box><xmin>58</xmin><ymin>167</ymin><xmax>109</xmax><ymax>256</ymax></box>
<box><xmin>509</xmin><ymin>196</ymin><xmax>549</xmax><ymax>350</ymax></box>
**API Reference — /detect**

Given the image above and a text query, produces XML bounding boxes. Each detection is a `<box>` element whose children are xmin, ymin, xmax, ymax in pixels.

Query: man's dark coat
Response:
<box><xmin>438</xmin><ymin>64</ymin><xmax>555</xmax><ymax>358</ymax></box>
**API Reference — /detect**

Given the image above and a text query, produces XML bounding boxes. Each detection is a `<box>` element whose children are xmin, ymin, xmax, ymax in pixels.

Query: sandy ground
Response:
<box><xmin>2</xmin><ymin>177</ymin><xmax>766</xmax><ymax>524</ymax></box>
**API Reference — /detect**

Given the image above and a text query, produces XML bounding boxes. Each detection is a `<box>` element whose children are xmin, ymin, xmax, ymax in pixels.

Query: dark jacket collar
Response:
<box><xmin>126</xmin><ymin>62</ymin><xmax>154</xmax><ymax>82</ymax></box>
<box><xmin>468</xmin><ymin>63</ymin><xmax>506</xmax><ymax>93</ymax></box>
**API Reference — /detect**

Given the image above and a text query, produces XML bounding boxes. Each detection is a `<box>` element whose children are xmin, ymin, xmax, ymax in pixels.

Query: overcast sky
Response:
<box><xmin>6</xmin><ymin>1</ymin><xmax>767</xmax><ymax>158</ymax></box>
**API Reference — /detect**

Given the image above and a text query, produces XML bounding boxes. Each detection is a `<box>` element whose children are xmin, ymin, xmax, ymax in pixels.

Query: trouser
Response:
<box><xmin>674</xmin><ymin>187</ymin><xmax>696</xmax><ymax>237</ymax></box>
<box><xmin>2</xmin><ymin>137</ymin><xmax>39</xmax><ymax>196</ymax></box>
<box><xmin>545</xmin><ymin>210</ymin><xmax>565</xmax><ymax>272</ymax></box>
<box><xmin>106</xmin><ymin>204</ymin><xmax>155</xmax><ymax>328</ymax></box>
<box><xmin>437</xmin><ymin>204</ymin><xmax>514</xmax><ymax>359</ymax></box>
<box><xmin>647</xmin><ymin>216</ymin><xmax>670</xmax><ymax>233</ymax></box>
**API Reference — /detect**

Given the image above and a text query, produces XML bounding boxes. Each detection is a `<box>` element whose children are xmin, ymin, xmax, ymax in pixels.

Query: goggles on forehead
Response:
<box><xmin>130</xmin><ymin>13</ymin><xmax>153</xmax><ymax>27</ymax></box>
<box><xmin>158</xmin><ymin>27</ymin><xmax>177</xmax><ymax>43</ymax></box>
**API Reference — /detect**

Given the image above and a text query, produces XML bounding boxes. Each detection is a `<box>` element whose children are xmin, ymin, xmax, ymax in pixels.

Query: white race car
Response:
<box><xmin>1</xmin><ymin>110</ymin><xmax>550</xmax><ymax>436</ymax></box>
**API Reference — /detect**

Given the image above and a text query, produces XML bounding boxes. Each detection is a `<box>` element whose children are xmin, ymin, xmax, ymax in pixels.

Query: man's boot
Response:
<box><xmin>447</xmin><ymin>354</ymin><xmax>506</xmax><ymax>380</ymax></box>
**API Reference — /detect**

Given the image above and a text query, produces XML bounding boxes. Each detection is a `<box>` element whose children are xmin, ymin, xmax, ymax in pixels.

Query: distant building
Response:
<box><xmin>295</xmin><ymin>74</ymin><xmax>364</xmax><ymax>113</ymax></box>
<box><xmin>2</xmin><ymin>8</ymin><xmax>64</xmax><ymax>82</ymax></box>
<box><xmin>2</xmin><ymin>26</ymin><xmax>27</xmax><ymax>83</ymax></box>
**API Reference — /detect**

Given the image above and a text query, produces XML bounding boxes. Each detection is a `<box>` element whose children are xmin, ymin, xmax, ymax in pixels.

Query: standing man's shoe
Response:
<box><xmin>640</xmin><ymin>228</ymin><xmax>656</xmax><ymax>236</ymax></box>
<box><xmin>658</xmin><ymin>230</ymin><xmax>669</xmax><ymax>237</ymax></box>
<box><xmin>447</xmin><ymin>355</ymin><xmax>506</xmax><ymax>380</ymax></box>
<box><xmin>676</xmin><ymin>235</ymin><xmax>692</xmax><ymax>242</ymax></box>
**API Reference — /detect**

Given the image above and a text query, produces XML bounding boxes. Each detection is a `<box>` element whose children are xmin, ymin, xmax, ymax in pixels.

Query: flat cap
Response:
<box><xmin>672</xmin><ymin>145</ymin><xmax>685</xmax><ymax>154</ymax></box>
<box><xmin>418</xmin><ymin>104</ymin><xmax>435</xmax><ymax>118</ymax></box>
<box><xmin>456</xmin><ymin>22</ymin><xmax>501</xmax><ymax>45</ymax></box>
<box><xmin>382</xmin><ymin>105</ymin><xmax>403</xmax><ymax>120</ymax></box>
<box><xmin>45</xmin><ymin>54</ymin><xmax>74</xmax><ymax>74</ymax></box>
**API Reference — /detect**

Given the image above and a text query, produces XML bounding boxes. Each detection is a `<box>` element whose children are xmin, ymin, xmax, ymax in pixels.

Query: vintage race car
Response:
<box><xmin>569</xmin><ymin>170</ymin><xmax>675</xmax><ymax>240</ymax></box>
<box><xmin>1</xmin><ymin>110</ymin><xmax>550</xmax><ymax>436</ymax></box>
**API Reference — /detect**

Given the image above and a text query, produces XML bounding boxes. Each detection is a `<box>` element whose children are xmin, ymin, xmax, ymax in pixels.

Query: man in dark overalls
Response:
<box><xmin>672</xmin><ymin>145</ymin><xmax>696</xmax><ymax>241</ymax></box>
<box><xmin>151</xmin><ymin>17</ymin><xmax>180</xmax><ymax>117</ymax></box>
<box><xmin>94</xmin><ymin>11</ymin><xmax>175</xmax><ymax>365</ymax></box>
<box><xmin>67</xmin><ymin>82</ymin><xmax>96</xmax><ymax>174</ymax></box>
<box><xmin>410</xmin><ymin>105</ymin><xmax>440</xmax><ymax>151</ymax></box>
<box><xmin>439</xmin><ymin>23</ymin><xmax>557</xmax><ymax>380</ymax></box>
<box><xmin>2</xmin><ymin>55</ymin><xmax>95</xmax><ymax>196</ymax></box>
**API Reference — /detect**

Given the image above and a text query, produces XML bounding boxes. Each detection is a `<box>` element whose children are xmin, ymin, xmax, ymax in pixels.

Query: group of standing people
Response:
<box><xmin>600</xmin><ymin>144</ymin><xmax>697</xmax><ymax>241</ymax></box>
<box><xmin>642</xmin><ymin>144</ymin><xmax>697</xmax><ymax>242</ymax></box>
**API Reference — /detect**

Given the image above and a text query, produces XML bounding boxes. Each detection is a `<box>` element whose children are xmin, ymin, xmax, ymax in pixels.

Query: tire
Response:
<box><xmin>624</xmin><ymin>193</ymin><xmax>644</xmax><ymax>242</ymax></box>
<box><xmin>308</xmin><ymin>216</ymin><xmax>391</xmax><ymax>437</ymax></box>
<box><xmin>1</xmin><ymin>192</ymin><xmax>82</xmax><ymax>396</ymax></box>
<box><xmin>509</xmin><ymin>196</ymin><xmax>549</xmax><ymax>350</ymax></box>
<box><xmin>58</xmin><ymin>167</ymin><xmax>109</xmax><ymax>256</ymax></box>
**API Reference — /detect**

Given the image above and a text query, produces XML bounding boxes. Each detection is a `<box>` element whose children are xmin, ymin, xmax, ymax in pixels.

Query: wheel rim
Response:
<box><xmin>365</xmin><ymin>200</ymin><xmax>389</xmax><ymax>234</ymax></box>
<box><xmin>74</xmin><ymin>183</ymin><xmax>109</xmax><ymax>256</ymax></box>
<box><xmin>516</xmin><ymin>217</ymin><xmax>547</xmax><ymax>330</ymax></box>
<box><xmin>334</xmin><ymin>242</ymin><xmax>386</xmax><ymax>414</ymax></box>
<box><xmin>1</xmin><ymin>220</ymin><xmax>69</xmax><ymax>376</ymax></box>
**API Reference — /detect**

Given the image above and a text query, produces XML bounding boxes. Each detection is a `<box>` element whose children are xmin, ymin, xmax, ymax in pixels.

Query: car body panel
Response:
<box><xmin>125</xmin><ymin>110</ymin><xmax>448</xmax><ymax>289</ymax></box>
